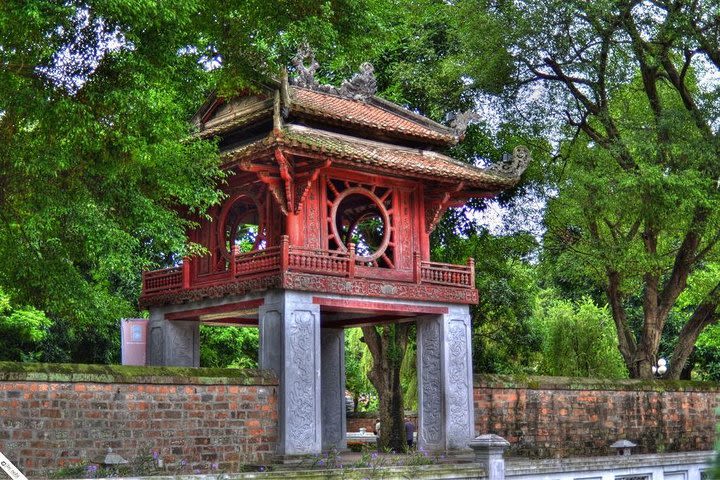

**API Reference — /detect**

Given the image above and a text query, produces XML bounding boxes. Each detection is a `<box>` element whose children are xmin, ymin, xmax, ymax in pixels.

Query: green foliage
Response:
<box><xmin>0</xmin><ymin>0</ymin><xmax>396</xmax><ymax>363</ymax></box>
<box><xmin>533</xmin><ymin>293</ymin><xmax>628</xmax><ymax>378</ymax></box>
<box><xmin>692</xmin><ymin>324</ymin><xmax>720</xmax><ymax>381</ymax></box>
<box><xmin>485</xmin><ymin>0</ymin><xmax>720</xmax><ymax>377</ymax></box>
<box><xmin>0</xmin><ymin>288</ymin><xmax>52</xmax><ymax>361</ymax></box>
<box><xmin>433</xmin><ymin>227</ymin><xmax>542</xmax><ymax>374</ymax></box>
<box><xmin>400</xmin><ymin>332</ymin><xmax>417</xmax><ymax>411</ymax></box>
<box><xmin>345</xmin><ymin>328</ymin><xmax>376</xmax><ymax>411</ymax></box>
<box><xmin>199</xmin><ymin>326</ymin><xmax>258</xmax><ymax>369</ymax></box>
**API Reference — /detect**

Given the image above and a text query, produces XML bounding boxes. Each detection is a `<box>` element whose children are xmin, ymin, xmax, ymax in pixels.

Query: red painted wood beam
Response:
<box><xmin>200</xmin><ymin>317</ymin><xmax>259</xmax><ymax>326</ymax></box>
<box><xmin>165</xmin><ymin>298</ymin><xmax>265</xmax><ymax>321</ymax></box>
<box><xmin>322</xmin><ymin>315</ymin><xmax>420</xmax><ymax>329</ymax></box>
<box><xmin>312</xmin><ymin>297</ymin><xmax>448</xmax><ymax>315</ymax></box>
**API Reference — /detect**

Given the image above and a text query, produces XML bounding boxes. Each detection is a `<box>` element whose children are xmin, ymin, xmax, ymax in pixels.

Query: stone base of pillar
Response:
<box><xmin>417</xmin><ymin>305</ymin><xmax>475</xmax><ymax>453</ymax></box>
<box><xmin>146</xmin><ymin>307</ymin><xmax>199</xmax><ymax>367</ymax></box>
<box><xmin>260</xmin><ymin>290</ymin><xmax>323</xmax><ymax>457</ymax></box>
<box><xmin>321</xmin><ymin>328</ymin><xmax>347</xmax><ymax>451</ymax></box>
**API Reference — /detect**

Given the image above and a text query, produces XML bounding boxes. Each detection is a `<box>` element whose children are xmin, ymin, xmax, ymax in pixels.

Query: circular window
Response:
<box><xmin>330</xmin><ymin>187</ymin><xmax>390</xmax><ymax>262</ymax></box>
<box><xmin>218</xmin><ymin>195</ymin><xmax>266</xmax><ymax>261</ymax></box>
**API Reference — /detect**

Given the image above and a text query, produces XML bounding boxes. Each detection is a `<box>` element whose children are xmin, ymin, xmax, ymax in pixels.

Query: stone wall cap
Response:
<box><xmin>0</xmin><ymin>361</ymin><xmax>279</xmax><ymax>386</ymax></box>
<box><xmin>469</xmin><ymin>434</ymin><xmax>511</xmax><ymax>449</ymax></box>
<box><xmin>610</xmin><ymin>439</ymin><xmax>637</xmax><ymax>448</ymax></box>
<box><xmin>474</xmin><ymin>373</ymin><xmax>720</xmax><ymax>392</ymax></box>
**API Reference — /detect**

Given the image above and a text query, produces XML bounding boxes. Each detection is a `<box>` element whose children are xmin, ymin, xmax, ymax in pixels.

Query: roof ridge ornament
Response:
<box><xmin>448</xmin><ymin>109</ymin><xmax>481</xmax><ymax>138</ymax></box>
<box><xmin>290</xmin><ymin>44</ymin><xmax>377</xmax><ymax>100</ymax></box>
<box><xmin>339</xmin><ymin>62</ymin><xmax>377</xmax><ymax>100</ymax></box>
<box><xmin>291</xmin><ymin>42</ymin><xmax>320</xmax><ymax>89</ymax></box>
<box><xmin>488</xmin><ymin>145</ymin><xmax>531</xmax><ymax>178</ymax></box>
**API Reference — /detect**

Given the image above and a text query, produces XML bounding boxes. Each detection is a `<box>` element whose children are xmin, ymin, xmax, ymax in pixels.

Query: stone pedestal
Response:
<box><xmin>321</xmin><ymin>328</ymin><xmax>347</xmax><ymax>451</ymax></box>
<box><xmin>147</xmin><ymin>310</ymin><xmax>199</xmax><ymax>367</ymax></box>
<box><xmin>259</xmin><ymin>290</ymin><xmax>322</xmax><ymax>456</ymax></box>
<box><xmin>469</xmin><ymin>434</ymin><xmax>510</xmax><ymax>480</ymax></box>
<box><xmin>417</xmin><ymin>306</ymin><xmax>474</xmax><ymax>452</ymax></box>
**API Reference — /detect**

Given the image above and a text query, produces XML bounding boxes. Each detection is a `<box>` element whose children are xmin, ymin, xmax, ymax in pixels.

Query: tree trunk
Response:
<box><xmin>361</xmin><ymin>323</ymin><xmax>409</xmax><ymax>452</ymax></box>
<box><xmin>666</xmin><ymin>283</ymin><xmax>720</xmax><ymax>379</ymax></box>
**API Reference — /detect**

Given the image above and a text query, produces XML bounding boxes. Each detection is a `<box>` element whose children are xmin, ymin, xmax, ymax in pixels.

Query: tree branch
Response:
<box><xmin>606</xmin><ymin>269</ymin><xmax>637</xmax><ymax>371</ymax></box>
<box><xmin>667</xmin><ymin>282</ymin><xmax>720</xmax><ymax>379</ymax></box>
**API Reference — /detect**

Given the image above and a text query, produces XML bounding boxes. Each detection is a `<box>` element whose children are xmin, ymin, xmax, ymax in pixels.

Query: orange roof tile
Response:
<box><xmin>290</xmin><ymin>87</ymin><xmax>458</xmax><ymax>145</ymax></box>
<box><xmin>222</xmin><ymin>125</ymin><xmax>515</xmax><ymax>190</ymax></box>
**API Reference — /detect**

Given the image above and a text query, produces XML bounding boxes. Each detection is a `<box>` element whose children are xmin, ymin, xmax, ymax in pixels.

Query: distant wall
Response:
<box><xmin>474</xmin><ymin>375</ymin><xmax>720</xmax><ymax>458</ymax></box>
<box><xmin>346</xmin><ymin>412</ymin><xmax>417</xmax><ymax>434</ymax></box>
<box><xmin>0</xmin><ymin>362</ymin><xmax>277</xmax><ymax>477</ymax></box>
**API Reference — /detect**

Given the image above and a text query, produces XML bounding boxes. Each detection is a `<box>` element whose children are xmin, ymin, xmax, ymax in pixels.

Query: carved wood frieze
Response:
<box><xmin>138</xmin><ymin>275</ymin><xmax>282</xmax><ymax>308</ymax></box>
<box><xmin>139</xmin><ymin>271</ymin><xmax>478</xmax><ymax>308</ymax></box>
<box><xmin>282</xmin><ymin>272</ymin><xmax>478</xmax><ymax>304</ymax></box>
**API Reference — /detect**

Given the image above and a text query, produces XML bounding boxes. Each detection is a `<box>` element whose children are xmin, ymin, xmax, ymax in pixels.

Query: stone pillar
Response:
<box><xmin>469</xmin><ymin>434</ymin><xmax>510</xmax><ymax>480</ymax></box>
<box><xmin>146</xmin><ymin>308</ymin><xmax>199</xmax><ymax>367</ymax></box>
<box><xmin>321</xmin><ymin>328</ymin><xmax>347</xmax><ymax>451</ymax></box>
<box><xmin>416</xmin><ymin>305</ymin><xmax>474</xmax><ymax>452</ymax></box>
<box><xmin>259</xmin><ymin>290</ymin><xmax>322</xmax><ymax>456</ymax></box>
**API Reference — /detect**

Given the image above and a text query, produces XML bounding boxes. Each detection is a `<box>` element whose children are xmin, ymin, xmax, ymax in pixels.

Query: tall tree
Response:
<box><xmin>0</xmin><ymin>0</ymin><xmax>390</xmax><ymax>362</ymax></box>
<box><xmin>478</xmin><ymin>0</ymin><xmax>720</xmax><ymax>378</ymax></box>
<box><xmin>361</xmin><ymin>324</ymin><xmax>410</xmax><ymax>452</ymax></box>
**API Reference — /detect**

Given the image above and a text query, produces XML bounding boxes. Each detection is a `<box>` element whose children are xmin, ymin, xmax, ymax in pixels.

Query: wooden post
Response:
<box><xmin>468</xmin><ymin>257</ymin><xmax>475</xmax><ymax>288</ymax></box>
<box><xmin>347</xmin><ymin>243</ymin><xmax>356</xmax><ymax>278</ymax></box>
<box><xmin>230</xmin><ymin>245</ymin><xmax>238</xmax><ymax>277</ymax></box>
<box><xmin>182</xmin><ymin>257</ymin><xmax>191</xmax><ymax>289</ymax></box>
<box><xmin>413</xmin><ymin>251</ymin><xmax>421</xmax><ymax>284</ymax></box>
<box><xmin>280</xmin><ymin>235</ymin><xmax>290</xmax><ymax>272</ymax></box>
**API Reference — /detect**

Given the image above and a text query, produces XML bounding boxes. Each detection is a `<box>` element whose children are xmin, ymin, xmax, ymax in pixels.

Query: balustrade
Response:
<box><xmin>142</xmin><ymin>240</ymin><xmax>475</xmax><ymax>296</ymax></box>
<box><xmin>142</xmin><ymin>267</ymin><xmax>183</xmax><ymax>294</ymax></box>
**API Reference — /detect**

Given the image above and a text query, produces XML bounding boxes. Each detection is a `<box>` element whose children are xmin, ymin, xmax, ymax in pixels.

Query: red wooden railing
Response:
<box><xmin>287</xmin><ymin>245</ymin><xmax>351</xmax><ymax>276</ymax></box>
<box><xmin>233</xmin><ymin>246</ymin><xmax>282</xmax><ymax>277</ymax></box>
<box><xmin>141</xmin><ymin>238</ymin><xmax>475</xmax><ymax>295</ymax></box>
<box><xmin>142</xmin><ymin>266</ymin><xmax>184</xmax><ymax>294</ymax></box>
<box><xmin>419</xmin><ymin>259</ymin><xmax>474</xmax><ymax>288</ymax></box>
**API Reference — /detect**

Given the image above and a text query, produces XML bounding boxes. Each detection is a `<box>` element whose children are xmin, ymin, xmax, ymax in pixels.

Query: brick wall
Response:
<box><xmin>474</xmin><ymin>375</ymin><xmax>720</xmax><ymax>458</ymax></box>
<box><xmin>0</xmin><ymin>362</ymin><xmax>278</xmax><ymax>477</ymax></box>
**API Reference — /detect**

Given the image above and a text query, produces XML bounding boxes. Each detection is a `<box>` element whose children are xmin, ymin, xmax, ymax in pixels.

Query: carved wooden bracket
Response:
<box><xmin>294</xmin><ymin>159</ymin><xmax>331</xmax><ymax>214</ymax></box>
<box><xmin>257</xmin><ymin>171</ymin><xmax>288</xmax><ymax>215</ymax></box>
<box><xmin>275</xmin><ymin>149</ymin><xmax>294</xmax><ymax>213</ymax></box>
<box><xmin>425</xmin><ymin>182</ymin><xmax>464</xmax><ymax>233</ymax></box>
<box><xmin>249</xmin><ymin>149</ymin><xmax>332</xmax><ymax>216</ymax></box>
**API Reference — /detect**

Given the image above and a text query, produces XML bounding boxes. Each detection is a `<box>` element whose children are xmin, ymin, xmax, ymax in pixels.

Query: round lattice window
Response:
<box><xmin>330</xmin><ymin>187</ymin><xmax>390</xmax><ymax>262</ymax></box>
<box><xmin>218</xmin><ymin>195</ymin><xmax>266</xmax><ymax>262</ymax></box>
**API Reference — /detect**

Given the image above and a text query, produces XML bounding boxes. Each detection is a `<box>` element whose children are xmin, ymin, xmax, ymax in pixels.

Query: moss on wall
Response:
<box><xmin>0</xmin><ymin>361</ymin><xmax>277</xmax><ymax>385</ymax></box>
<box><xmin>474</xmin><ymin>373</ymin><xmax>720</xmax><ymax>392</ymax></box>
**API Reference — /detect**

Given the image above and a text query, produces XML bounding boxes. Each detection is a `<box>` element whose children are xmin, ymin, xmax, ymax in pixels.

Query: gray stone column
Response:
<box><xmin>146</xmin><ymin>308</ymin><xmax>199</xmax><ymax>367</ymax></box>
<box><xmin>417</xmin><ymin>315</ymin><xmax>446</xmax><ymax>451</ymax></box>
<box><xmin>321</xmin><ymin>328</ymin><xmax>347</xmax><ymax>451</ymax></box>
<box><xmin>444</xmin><ymin>305</ymin><xmax>474</xmax><ymax>450</ymax></box>
<box><xmin>416</xmin><ymin>305</ymin><xmax>474</xmax><ymax>452</ymax></box>
<box><xmin>259</xmin><ymin>290</ymin><xmax>322</xmax><ymax>456</ymax></box>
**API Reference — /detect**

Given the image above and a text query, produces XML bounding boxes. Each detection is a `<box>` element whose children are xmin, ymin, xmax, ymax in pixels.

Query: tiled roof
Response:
<box><xmin>290</xmin><ymin>87</ymin><xmax>458</xmax><ymax>145</ymax></box>
<box><xmin>222</xmin><ymin>125</ymin><xmax>515</xmax><ymax>190</ymax></box>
